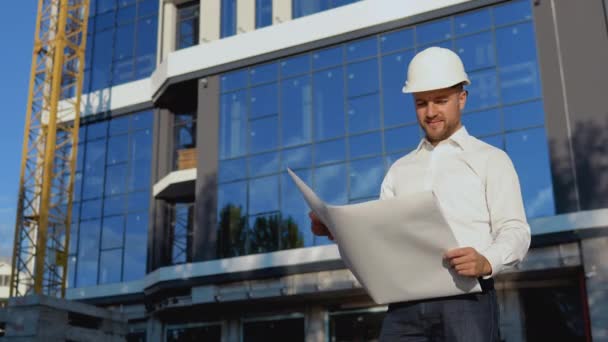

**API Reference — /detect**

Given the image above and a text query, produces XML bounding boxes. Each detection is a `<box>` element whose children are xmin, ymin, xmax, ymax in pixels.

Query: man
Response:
<box><xmin>310</xmin><ymin>47</ymin><xmax>531</xmax><ymax>341</ymax></box>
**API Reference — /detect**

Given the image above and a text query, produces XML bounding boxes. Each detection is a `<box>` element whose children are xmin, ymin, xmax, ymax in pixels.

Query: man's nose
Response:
<box><xmin>425</xmin><ymin>102</ymin><xmax>438</xmax><ymax>118</ymax></box>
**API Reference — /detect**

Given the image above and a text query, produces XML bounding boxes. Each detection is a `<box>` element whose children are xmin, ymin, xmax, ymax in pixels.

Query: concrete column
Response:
<box><xmin>305</xmin><ymin>306</ymin><xmax>326</xmax><ymax>342</ymax></box>
<box><xmin>159</xmin><ymin>1</ymin><xmax>177</xmax><ymax>64</ymax></box>
<box><xmin>192</xmin><ymin>77</ymin><xmax>220</xmax><ymax>262</ymax></box>
<box><xmin>581</xmin><ymin>236</ymin><xmax>608</xmax><ymax>341</ymax></box>
<box><xmin>272</xmin><ymin>0</ymin><xmax>291</xmax><ymax>24</ymax></box>
<box><xmin>201</xmin><ymin>0</ymin><xmax>221</xmax><ymax>43</ymax></box>
<box><xmin>223</xmin><ymin>319</ymin><xmax>241</xmax><ymax>342</ymax></box>
<box><xmin>237</xmin><ymin>0</ymin><xmax>255</xmax><ymax>34</ymax></box>
<box><xmin>146</xmin><ymin>315</ymin><xmax>164</xmax><ymax>342</ymax></box>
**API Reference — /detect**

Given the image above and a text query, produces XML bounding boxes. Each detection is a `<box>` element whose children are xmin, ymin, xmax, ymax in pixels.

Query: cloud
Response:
<box><xmin>526</xmin><ymin>186</ymin><xmax>554</xmax><ymax>218</ymax></box>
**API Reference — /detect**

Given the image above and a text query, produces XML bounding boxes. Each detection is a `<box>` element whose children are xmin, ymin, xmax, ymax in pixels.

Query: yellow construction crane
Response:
<box><xmin>10</xmin><ymin>0</ymin><xmax>90</xmax><ymax>298</ymax></box>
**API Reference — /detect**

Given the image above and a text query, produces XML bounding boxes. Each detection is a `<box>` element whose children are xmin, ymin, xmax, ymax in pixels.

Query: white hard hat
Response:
<box><xmin>402</xmin><ymin>47</ymin><xmax>470</xmax><ymax>93</ymax></box>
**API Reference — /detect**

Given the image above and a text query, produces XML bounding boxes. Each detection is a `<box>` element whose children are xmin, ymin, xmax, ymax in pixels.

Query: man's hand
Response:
<box><xmin>309</xmin><ymin>211</ymin><xmax>334</xmax><ymax>240</ymax></box>
<box><xmin>444</xmin><ymin>247</ymin><xmax>492</xmax><ymax>277</ymax></box>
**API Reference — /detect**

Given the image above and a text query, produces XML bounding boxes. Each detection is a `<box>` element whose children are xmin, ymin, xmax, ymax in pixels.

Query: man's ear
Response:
<box><xmin>458</xmin><ymin>90</ymin><xmax>468</xmax><ymax>111</ymax></box>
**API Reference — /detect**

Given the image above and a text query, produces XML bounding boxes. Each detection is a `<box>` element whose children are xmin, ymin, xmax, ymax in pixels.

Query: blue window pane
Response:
<box><xmin>99</xmin><ymin>249</ymin><xmax>123</xmax><ymax>284</ymax></box>
<box><xmin>115</xmin><ymin>24</ymin><xmax>135</xmax><ymax>60</ymax></box>
<box><xmin>74</xmin><ymin>172</ymin><xmax>83</xmax><ymax>202</ymax></box>
<box><xmin>281</xmin><ymin>145</ymin><xmax>312</xmax><ymax>170</ymax></box>
<box><xmin>313</xmin><ymin>67</ymin><xmax>345</xmax><ymax>140</ymax></box>
<box><xmin>280</xmin><ymin>170</ymin><xmax>314</xmax><ymax>247</ymax></box>
<box><xmin>463</xmin><ymin>109</ymin><xmax>502</xmax><ymax>137</ymax></box>
<box><xmin>466</xmin><ymin>69</ymin><xmax>499</xmax><ymax>111</ymax></box>
<box><xmin>249</xmin><ymin>152</ymin><xmax>279</xmax><ymax>177</ymax></box>
<box><xmin>315</xmin><ymin>139</ymin><xmax>346</xmax><ymax>165</ymax></box>
<box><xmin>107</xmin><ymin>134</ymin><xmax>129</xmax><ymax>164</ymax></box>
<box><xmin>221</xmin><ymin>70</ymin><xmax>248</xmax><ymax>92</ymax></box>
<box><xmin>248</xmin><ymin>213</ymin><xmax>280</xmax><ymax>253</ymax></box>
<box><xmin>103</xmin><ymin>195</ymin><xmax>126</xmax><ymax>216</ymax></box>
<box><xmin>129</xmin><ymin>159</ymin><xmax>151</xmax><ymax>191</ymax></box>
<box><xmin>380</xmin><ymin>28</ymin><xmax>414</xmax><ymax>53</ymax></box>
<box><xmin>219</xmin><ymin>158</ymin><xmax>248</xmax><ymax>183</ymax></box>
<box><xmin>314</xmin><ymin>163</ymin><xmax>347</xmax><ymax>205</ymax></box>
<box><xmin>218</xmin><ymin>181</ymin><xmax>247</xmax><ymax>213</ymax></box>
<box><xmin>293</xmin><ymin>0</ymin><xmax>329</xmax><ymax>18</ymax></box>
<box><xmin>220</xmin><ymin>0</ymin><xmax>237</xmax><ymax>38</ymax></box>
<box><xmin>384</xmin><ymin>124</ymin><xmax>420</xmax><ymax>153</ymax></box>
<box><xmin>83</xmin><ymin>141</ymin><xmax>106</xmax><ymax>199</ymax></box>
<box><xmin>346</xmin><ymin>37</ymin><xmax>378</xmax><ymax>62</ymax></box>
<box><xmin>127</xmin><ymin>191</ymin><xmax>149</xmax><ymax>212</ymax></box>
<box><xmin>132</xmin><ymin>110</ymin><xmax>153</xmax><ymax>130</ymax></box>
<box><xmin>494</xmin><ymin>0</ymin><xmax>532</xmax><ymax>26</ymax></box>
<box><xmin>417</xmin><ymin>18</ymin><xmax>452</xmax><ymax>45</ymax></box>
<box><xmin>349</xmin><ymin>132</ymin><xmax>382</xmax><ymax>159</ymax></box>
<box><xmin>481</xmin><ymin>135</ymin><xmax>504</xmax><ymax>150</ymax></box>
<box><xmin>454</xmin><ymin>8</ymin><xmax>491</xmax><ymax>36</ymax></box>
<box><xmin>106</xmin><ymin>164</ymin><xmax>128</xmax><ymax>195</ymax></box>
<box><xmin>455</xmin><ymin>31</ymin><xmax>495</xmax><ymax>71</ymax></box>
<box><xmin>381</xmin><ymin>51</ymin><xmax>416</xmax><ymax>127</ymax></box>
<box><xmin>81</xmin><ymin>199</ymin><xmax>103</xmax><ymax>220</ymax></box>
<box><xmin>281</xmin><ymin>54</ymin><xmax>310</xmax><ymax>78</ymax></box>
<box><xmin>281</xmin><ymin>76</ymin><xmax>312</xmax><ymax>147</ymax></box>
<box><xmin>109</xmin><ymin>115</ymin><xmax>130</xmax><ymax>135</ymax></box>
<box><xmin>496</xmin><ymin>23</ymin><xmax>542</xmax><ymax>104</ymax></box>
<box><xmin>119</xmin><ymin>0</ymin><xmax>136</xmax><ymax>7</ymax></box>
<box><xmin>250</xmin><ymin>116</ymin><xmax>279</xmax><ymax>153</ymax></box>
<box><xmin>123</xmin><ymin>212</ymin><xmax>147</xmax><ymax>281</ymax></box>
<box><xmin>249</xmin><ymin>175</ymin><xmax>279</xmax><ymax>214</ymax></box>
<box><xmin>250</xmin><ymin>83</ymin><xmax>278</xmax><ymax>118</ymax></box>
<box><xmin>255</xmin><ymin>0</ymin><xmax>273</xmax><ymax>28</ymax></box>
<box><xmin>97</xmin><ymin>0</ymin><xmax>116</xmax><ymax>13</ymax></box>
<box><xmin>349</xmin><ymin>157</ymin><xmax>384</xmax><ymax>200</ymax></box>
<box><xmin>506</xmin><ymin>128</ymin><xmax>555</xmax><ymax>218</ymax></box>
<box><xmin>312</xmin><ymin>46</ymin><xmax>343</xmax><ymax>70</ymax></box>
<box><xmin>91</xmin><ymin>30</ymin><xmax>114</xmax><ymax>90</ymax></box>
<box><xmin>134</xmin><ymin>18</ymin><xmax>157</xmax><ymax>73</ymax></box>
<box><xmin>347</xmin><ymin>94</ymin><xmax>380</xmax><ymax>134</ymax></box>
<box><xmin>67</xmin><ymin>255</ymin><xmax>77</xmax><ymax>288</ymax></box>
<box><xmin>503</xmin><ymin>100</ymin><xmax>545</xmax><ymax>131</ymax></box>
<box><xmin>220</xmin><ymin>91</ymin><xmax>248</xmax><ymax>158</ymax></box>
<box><xmin>418</xmin><ymin>39</ymin><xmax>453</xmax><ymax>52</ymax></box>
<box><xmin>76</xmin><ymin>220</ymin><xmax>101</xmax><ymax>286</ymax></box>
<box><xmin>117</xmin><ymin>5</ymin><xmax>136</xmax><ymax>25</ymax></box>
<box><xmin>112</xmin><ymin>59</ymin><xmax>135</xmax><ymax>84</ymax></box>
<box><xmin>131</xmin><ymin>129</ymin><xmax>152</xmax><ymax>161</ymax></box>
<box><xmin>101</xmin><ymin>215</ymin><xmax>124</xmax><ymax>249</ymax></box>
<box><xmin>346</xmin><ymin>59</ymin><xmax>379</xmax><ymax>97</ymax></box>
<box><xmin>250</xmin><ymin>63</ymin><xmax>278</xmax><ymax>85</ymax></box>
<box><xmin>137</xmin><ymin>0</ymin><xmax>158</xmax><ymax>17</ymax></box>
<box><xmin>333</xmin><ymin>0</ymin><xmax>359</xmax><ymax>7</ymax></box>
<box><xmin>95</xmin><ymin>11</ymin><xmax>115</xmax><ymax>31</ymax></box>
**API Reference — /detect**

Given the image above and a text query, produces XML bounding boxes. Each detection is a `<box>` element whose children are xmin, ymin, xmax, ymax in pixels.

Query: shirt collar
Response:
<box><xmin>416</xmin><ymin>126</ymin><xmax>470</xmax><ymax>153</ymax></box>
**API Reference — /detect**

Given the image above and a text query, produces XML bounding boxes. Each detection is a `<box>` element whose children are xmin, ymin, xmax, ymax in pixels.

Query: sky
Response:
<box><xmin>0</xmin><ymin>2</ymin><xmax>38</xmax><ymax>262</ymax></box>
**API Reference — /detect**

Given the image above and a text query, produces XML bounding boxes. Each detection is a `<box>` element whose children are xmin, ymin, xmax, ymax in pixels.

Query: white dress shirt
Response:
<box><xmin>380</xmin><ymin>126</ymin><xmax>530</xmax><ymax>277</ymax></box>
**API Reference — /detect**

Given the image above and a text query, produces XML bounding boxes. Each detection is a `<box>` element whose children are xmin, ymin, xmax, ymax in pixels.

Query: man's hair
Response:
<box><xmin>450</xmin><ymin>82</ymin><xmax>465</xmax><ymax>91</ymax></box>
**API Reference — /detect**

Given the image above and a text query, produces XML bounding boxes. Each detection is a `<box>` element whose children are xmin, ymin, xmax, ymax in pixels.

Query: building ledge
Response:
<box><xmin>153</xmin><ymin>168</ymin><xmax>196</xmax><ymax>202</ymax></box>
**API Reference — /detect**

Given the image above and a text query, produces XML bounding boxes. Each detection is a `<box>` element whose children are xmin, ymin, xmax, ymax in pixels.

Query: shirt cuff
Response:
<box><xmin>479</xmin><ymin>247</ymin><xmax>503</xmax><ymax>279</ymax></box>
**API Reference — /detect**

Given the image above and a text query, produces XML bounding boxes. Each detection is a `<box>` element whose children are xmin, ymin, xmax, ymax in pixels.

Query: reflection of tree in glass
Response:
<box><xmin>217</xmin><ymin>204</ymin><xmax>248</xmax><ymax>257</ymax></box>
<box><xmin>217</xmin><ymin>204</ymin><xmax>304</xmax><ymax>258</ymax></box>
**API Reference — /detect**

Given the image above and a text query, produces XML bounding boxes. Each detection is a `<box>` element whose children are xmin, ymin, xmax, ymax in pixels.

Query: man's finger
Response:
<box><xmin>450</xmin><ymin>254</ymin><xmax>475</xmax><ymax>266</ymax></box>
<box><xmin>444</xmin><ymin>247</ymin><xmax>473</xmax><ymax>259</ymax></box>
<box><xmin>455</xmin><ymin>262</ymin><xmax>475</xmax><ymax>272</ymax></box>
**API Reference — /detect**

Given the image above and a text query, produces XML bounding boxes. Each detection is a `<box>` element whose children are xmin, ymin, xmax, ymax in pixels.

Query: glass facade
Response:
<box><xmin>68</xmin><ymin>110</ymin><xmax>153</xmax><ymax>287</ymax></box>
<box><xmin>221</xmin><ymin>0</ymin><xmax>237</xmax><ymax>38</ymax></box>
<box><xmin>242</xmin><ymin>318</ymin><xmax>305</xmax><ymax>342</ymax></box>
<box><xmin>176</xmin><ymin>2</ymin><xmax>200</xmax><ymax>50</ymax></box>
<box><xmin>85</xmin><ymin>0</ymin><xmax>158</xmax><ymax>93</ymax></box>
<box><xmin>217</xmin><ymin>0</ymin><xmax>555</xmax><ymax>259</ymax></box>
<box><xmin>166</xmin><ymin>324</ymin><xmax>221</xmax><ymax>341</ymax></box>
<box><xmin>292</xmin><ymin>0</ymin><xmax>361</xmax><ymax>19</ymax></box>
<box><xmin>255</xmin><ymin>0</ymin><xmax>273</xmax><ymax>28</ymax></box>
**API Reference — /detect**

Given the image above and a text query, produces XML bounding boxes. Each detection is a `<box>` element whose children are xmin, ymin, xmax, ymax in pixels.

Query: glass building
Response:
<box><xmin>61</xmin><ymin>0</ymin><xmax>608</xmax><ymax>340</ymax></box>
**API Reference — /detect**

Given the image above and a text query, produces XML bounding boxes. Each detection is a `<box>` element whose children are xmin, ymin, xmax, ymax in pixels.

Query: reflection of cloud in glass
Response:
<box><xmin>314</xmin><ymin>164</ymin><xmax>347</xmax><ymax>205</ymax></box>
<box><xmin>525</xmin><ymin>186</ymin><xmax>554</xmax><ymax>219</ymax></box>
<box><xmin>350</xmin><ymin>159</ymin><xmax>384</xmax><ymax>200</ymax></box>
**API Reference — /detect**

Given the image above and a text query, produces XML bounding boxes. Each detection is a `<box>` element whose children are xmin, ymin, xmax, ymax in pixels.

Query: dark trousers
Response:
<box><xmin>379</xmin><ymin>280</ymin><xmax>499</xmax><ymax>342</ymax></box>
